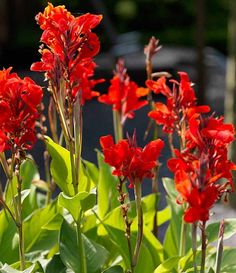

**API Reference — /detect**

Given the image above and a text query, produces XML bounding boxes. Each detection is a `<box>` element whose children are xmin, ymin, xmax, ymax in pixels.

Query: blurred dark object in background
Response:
<box><xmin>0</xmin><ymin>0</ymin><xmax>229</xmax><ymax>69</ymax></box>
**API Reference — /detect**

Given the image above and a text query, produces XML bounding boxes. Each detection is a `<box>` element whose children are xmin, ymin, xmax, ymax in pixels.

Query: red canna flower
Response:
<box><xmin>0</xmin><ymin>68</ymin><xmax>43</xmax><ymax>152</ymax></box>
<box><xmin>100</xmin><ymin>133</ymin><xmax>164</xmax><ymax>187</ymax></box>
<box><xmin>98</xmin><ymin>59</ymin><xmax>148</xmax><ymax>125</ymax></box>
<box><xmin>168</xmin><ymin>114</ymin><xmax>236</xmax><ymax>223</ymax></box>
<box><xmin>31</xmin><ymin>2</ymin><xmax>102</xmax><ymax>105</ymax></box>
<box><xmin>147</xmin><ymin>72</ymin><xmax>210</xmax><ymax>135</ymax></box>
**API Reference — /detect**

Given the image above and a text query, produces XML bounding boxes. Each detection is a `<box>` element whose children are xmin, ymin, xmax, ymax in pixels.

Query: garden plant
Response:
<box><xmin>0</xmin><ymin>3</ymin><xmax>236</xmax><ymax>273</ymax></box>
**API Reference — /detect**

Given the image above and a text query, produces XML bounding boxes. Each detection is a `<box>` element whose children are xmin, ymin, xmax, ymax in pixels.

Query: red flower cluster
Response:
<box><xmin>100</xmin><ymin>133</ymin><xmax>164</xmax><ymax>187</ymax></box>
<box><xmin>31</xmin><ymin>2</ymin><xmax>102</xmax><ymax>104</ymax></box>
<box><xmin>147</xmin><ymin>72</ymin><xmax>210</xmax><ymax>133</ymax></box>
<box><xmin>168</xmin><ymin>116</ymin><xmax>236</xmax><ymax>223</ymax></box>
<box><xmin>99</xmin><ymin>59</ymin><xmax>148</xmax><ymax>125</ymax></box>
<box><xmin>0</xmin><ymin>68</ymin><xmax>43</xmax><ymax>152</ymax></box>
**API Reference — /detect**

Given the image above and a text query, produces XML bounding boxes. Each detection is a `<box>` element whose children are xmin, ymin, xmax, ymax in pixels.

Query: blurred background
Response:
<box><xmin>1</xmin><ymin>0</ymin><xmax>236</xmax><ymax>205</ymax></box>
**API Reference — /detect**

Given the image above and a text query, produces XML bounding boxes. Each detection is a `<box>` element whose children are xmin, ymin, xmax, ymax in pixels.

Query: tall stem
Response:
<box><xmin>15</xmin><ymin>161</ymin><xmax>25</xmax><ymax>270</ymax></box>
<box><xmin>74</xmin><ymin>93</ymin><xmax>83</xmax><ymax>193</ymax></box>
<box><xmin>76</xmin><ymin>219</ymin><xmax>87</xmax><ymax>273</ymax></box>
<box><xmin>200</xmin><ymin>221</ymin><xmax>207</xmax><ymax>273</ymax></box>
<box><xmin>113</xmin><ymin>110</ymin><xmax>123</xmax><ymax>142</ymax></box>
<box><xmin>179</xmin><ymin>216</ymin><xmax>187</xmax><ymax>257</ymax></box>
<box><xmin>117</xmin><ymin>178</ymin><xmax>133</xmax><ymax>272</ymax></box>
<box><xmin>44</xmin><ymin>151</ymin><xmax>52</xmax><ymax>205</ymax></box>
<box><xmin>192</xmin><ymin>222</ymin><xmax>198</xmax><ymax>273</ymax></box>
<box><xmin>132</xmin><ymin>182</ymin><xmax>143</xmax><ymax>270</ymax></box>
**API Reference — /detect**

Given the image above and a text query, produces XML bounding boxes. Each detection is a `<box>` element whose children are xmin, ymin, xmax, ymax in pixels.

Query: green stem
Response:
<box><xmin>132</xmin><ymin>182</ymin><xmax>143</xmax><ymax>270</ymax></box>
<box><xmin>179</xmin><ymin>217</ymin><xmax>187</xmax><ymax>256</ymax></box>
<box><xmin>113</xmin><ymin>110</ymin><xmax>123</xmax><ymax>142</ymax></box>
<box><xmin>200</xmin><ymin>221</ymin><xmax>207</xmax><ymax>273</ymax></box>
<box><xmin>76</xmin><ymin>220</ymin><xmax>87</xmax><ymax>273</ymax></box>
<box><xmin>74</xmin><ymin>93</ymin><xmax>83</xmax><ymax>194</ymax></box>
<box><xmin>117</xmin><ymin>178</ymin><xmax>133</xmax><ymax>272</ymax></box>
<box><xmin>215</xmin><ymin>220</ymin><xmax>224</xmax><ymax>273</ymax></box>
<box><xmin>192</xmin><ymin>222</ymin><xmax>198</xmax><ymax>273</ymax></box>
<box><xmin>44</xmin><ymin>151</ymin><xmax>52</xmax><ymax>205</ymax></box>
<box><xmin>0</xmin><ymin>199</ymin><xmax>18</xmax><ymax>227</ymax></box>
<box><xmin>16</xmin><ymin>162</ymin><xmax>25</xmax><ymax>270</ymax></box>
<box><xmin>152</xmin><ymin>166</ymin><xmax>159</xmax><ymax>238</ymax></box>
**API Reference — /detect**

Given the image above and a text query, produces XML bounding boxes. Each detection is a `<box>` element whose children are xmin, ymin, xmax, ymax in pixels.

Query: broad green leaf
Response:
<box><xmin>24</xmin><ymin>200</ymin><xmax>61</xmax><ymax>253</ymax></box>
<box><xmin>206</xmin><ymin>219</ymin><xmax>236</xmax><ymax>243</ymax></box>
<box><xmin>20</xmin><ymin>158</ymin><xmax>40</xmax><ymax>218</ymax></box>
<box><xmin>0</xmin><ymin>264</ymin><xmax>19</xmax><ymax>273</ymax></box>
<box><xmin>0</xmin><ymin>264</ymin><xmax>35</xmax><ymax>273</ymax></box>
<box><xmin>45</xmin><ymin>136</ymin><xmax>95</xmax><ymax>195</ymax></box>
<box><xmin>42</xmin><ymin>213</ymin><xmax>64</xmax><ymax>231</ymax></box>
<box><xmin>60</xmin><ymin>220</ymin><xmax>109</xmax><ymax>273</ymax></box>
<box><xmin>157</xmin><ymin>206</ymin><xmax>171</xmax><ymax>227</ymax></box>
<box><xmin>83</xmin><ymin>235</ymin><xmax>109</xmax><ymax>273</ymax></box>
<box><xmin>20</xmin><ymin>158</ymin><xmax>40</xmax><ymax>189</ymax></box>
<box><xmin>219</xmin><ymin>248</ymin><xmax>236</xmax><ymax>272</ymax></box>
<box><xmin>4</xmin><ymin>158</ymin><xmax>39</xmax><ymax>218</ymax></box>
<box><xmin>58</xmin><ymin>192</ymin><xmax>96</xmax><ymax>221</ymax></box>
<box><xmin>163</xmin><ymin>197</ymin><xmax>191</xmax><ymax>257</ymax></box>
<box><xmin>141</xmin><ymin>193</ymin><xmax>159</xmax><ymax>230</ymax></box>
<box><xmin>45</xmin><ymin>136</ymin><xmax>74</xmax><ymax>196</ymax></box>
<box><xmin>97</xmin><ymin>151</ymin><xmax>120</xmax><ymax>218</ymax></box>
<box><xmin>0</xmin><ymin>210</ymin><xmax>18</xmax><ymax>264</ymax></box>
<box><xmin>103</xmin><ymin>265</ymin><xmax>124</xmax><ymax>273</ymax></box>
<box><xmin>154</xmin><ymin>256</ymin><xmax>180</xmax><ymax>273</ymax></box>
<box><xmin>82</xmin><ymin>159</ymin><xmax>99</xmax><ymax>185</ymax></box>
<box><xmin>178</xmin><ymin>250</ymin><xmax>200</xmax><ymax>272</ymax></box>
<box><xmin>45</xmin><ymin>255</ymin><xmax>67</xmax><ymax>273</ymax></box>
<box><xmin>162</xmin><ymin>177</ymin><xmax>178</xmax><ymax>200</ymax></box>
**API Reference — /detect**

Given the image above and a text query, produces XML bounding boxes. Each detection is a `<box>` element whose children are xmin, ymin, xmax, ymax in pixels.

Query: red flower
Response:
<box><xmin>184</xmin><ymin>186</ymin><xmax>219</xmax><ymax>223</ymax></box>
<box><xmin>0</xmin><ymin>68</ymin><xmax>43</xmax><ymax>151</ymax></box>
<box><xmin>147</xmin><ymin>72</ymin><xmax>210</xmax><ymax>135</ymax></box>
<box><xmin>31</xmin><ymin>2</ymin><xmax>102</xmax><ymax>104</ymax></box>
<box><xmin>148</xmin><ymin>102</ymin><xmax>177</xmax><ymax>133</ymax></box>
<box><xmin>98</xmin><ymin>59</ymin><xmax>148</xmax><ymax>125</ymax></box>
<box><xmin>168</xmin><ymin>114</ymin><xmax>236</xmax><ymax>223</ymax></box>
<box><xmin>100</xmin><ymin>134</ymin><xmax>164</xmax><ymax>187</ymax></box>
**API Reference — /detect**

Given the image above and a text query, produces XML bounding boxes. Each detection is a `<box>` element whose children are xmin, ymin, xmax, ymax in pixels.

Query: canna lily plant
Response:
<box><xmin>0</xmin><ymin>3</ymin><xmax>236</xmax><ymax>273</ymax></box>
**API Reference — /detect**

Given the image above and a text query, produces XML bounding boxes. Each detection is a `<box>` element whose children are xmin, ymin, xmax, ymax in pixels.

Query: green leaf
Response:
<box><xmin>58</xmin><ymin>192</ymin><xmax>96</xmax><ymax>221</ymax></box>
<box><xmin>60</xmin><ymin>220</ymin><xmax>109</xmax><ymax>273</ymax></box>
<box><xmin>206</xmin><ymin>219</ymin><xmax>236</xmax><ymax>243</ymax></box>
<box><xmin>102</xmin><ymin>265</ymin><xmax>124</xmax><ymax>273</ymax></box>
<box><xmin>0</xmin><ymin>210</ymin><xmax>18</xmax><ymax>264</ymax></box>
<box><xmin>24</xmin><ymin>200</ymin><xmax>61</xmax><ymax>253</ymax></box>
<box><xmin>45</xmin><ymin>255</ymin><xmax>67</xmax><ymax>273</ymax></box>
<box><xmin>20</xmin><ymin>157</ymin><xmax>40</xmax><ymax>189</ymax></box>
<box><xmin>82</xmin><ymin>159</ymin><xmax>99</xmax><ymax>186</ymax></box>
<box><xmin>97</xmin><ymin>151</ymin><xmax>120</xmax><ymax>218</ymax></box>
<box><xmin>163</xmin><ymin>197</ymin><xmax>191</xmax><ymax>257</ymax></box>
<box><xmin>157</xmin><ymin>206</ymin><xmax>171</xmax><ymax>227</ymax></box>
<box><xmin>83</xmin><ymin>235</ymin><xmax>109</xmax><ymax>273</ymax></box>
<box><xmin>0</xmin><ymin>264</ymin><xmax>35</xmax><ymax>273</ymax></box>
<box><xmin>45</xmin><ymin>136</ymin><xmax>74</xmax><ymax>196</ymax></box>
<box><xmin>42</xmin><ymin>213</ymin><xmax>64</xmax><ymax>231</ymax></box>
<box><xmin>208</xmin><ymin>268</ymin><xmax>215</xmax><ymax>273</ymax></box>
<box><xmin>4</xmin><ymin>158</ymin><xmax>40</xmax><ymax>219</ymax></box>
<box><xmin>154</xmin><ymin>256</ymin><xmax>181</xmax><ymax>273</ymax></box>
<box><xmin>162</xmin><ymin>177</ymin><xmax>178</xmax><ymax>200</ymax></box>
<box><xmin>220</xmin><ymin>248</ymin><xmax>236</xmax><ymax>272</ymax></box>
